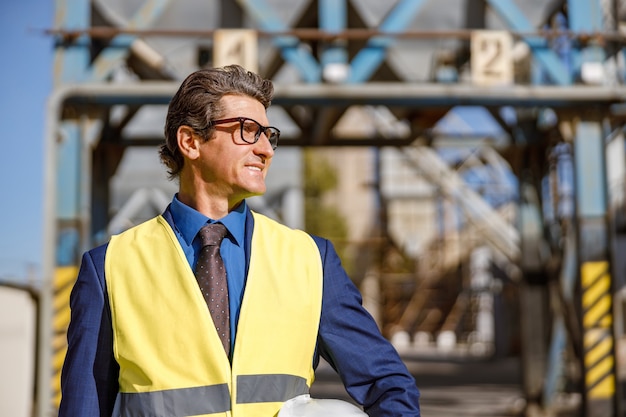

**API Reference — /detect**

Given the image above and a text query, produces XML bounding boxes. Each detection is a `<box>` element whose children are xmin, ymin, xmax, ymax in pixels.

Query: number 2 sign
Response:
<box><xmin>470</xmin><ymin>30</ymin><xmax>514</xmax><ymax>86</ymax></box>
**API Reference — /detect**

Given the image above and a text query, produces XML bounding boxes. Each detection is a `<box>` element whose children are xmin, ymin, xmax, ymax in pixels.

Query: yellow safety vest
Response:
<box><xmin>105</xmin><ymin>212</ymin><xmax>323</xmax><ymax>417</ymax></box>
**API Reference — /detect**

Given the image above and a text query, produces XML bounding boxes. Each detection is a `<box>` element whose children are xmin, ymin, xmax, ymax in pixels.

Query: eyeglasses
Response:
<box><xmin>208</xmin><ymin>117</ymin><xmax>280</xmax><ymax>150</ymax></box>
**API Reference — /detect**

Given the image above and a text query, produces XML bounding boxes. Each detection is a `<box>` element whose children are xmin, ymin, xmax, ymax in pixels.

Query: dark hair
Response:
<box><xmin>160</xmin><ymin>65</ymin><xmax>274</xmax><ymax>179</ymax></box>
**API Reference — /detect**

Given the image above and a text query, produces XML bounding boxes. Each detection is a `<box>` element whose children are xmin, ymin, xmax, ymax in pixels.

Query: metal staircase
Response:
<box><xmin>381</xmin><ymin>144</ymin><xmax>520</xmax><ymax>356</ymax></box>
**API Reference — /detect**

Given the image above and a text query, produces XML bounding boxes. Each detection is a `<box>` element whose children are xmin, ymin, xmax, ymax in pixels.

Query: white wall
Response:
<box><xmin>0</xmin><ymin>286</ymin><xmax>36</xmax><ymax>417</ymax></box>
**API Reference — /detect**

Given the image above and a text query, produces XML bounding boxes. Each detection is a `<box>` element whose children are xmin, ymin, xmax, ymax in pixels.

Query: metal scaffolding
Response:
<box><xmin>40</xmin><ymin>1</ymin><xmax>626</xmax><ymax>416</ymax></box>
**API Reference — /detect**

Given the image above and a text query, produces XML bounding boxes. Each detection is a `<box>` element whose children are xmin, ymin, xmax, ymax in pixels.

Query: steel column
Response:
<box><xmin>40</xmin><ymin>0</ymin><xmax>92</xmax><ymax>414</ymax></box>
<box><xmin>568</xmin><ymin>0</ymin><xmax>606</xmax><ymax>83</ymax></box>
<box><xmin>319</xmin><ymin>0</ymin><xmax>348</xmax><ymax>82</ymax></box>
<box><xmin>543</xmin><ymin>228</ymin><xmax>578</xmax><ymax>410</ymax></box>
<box><xmin>574</xmin><ymin>120</ymin><xmax>616</xmax><ymax>417</ymax></box>
<box><xmin>567</xmin><ymin>0</ymin><xmax>604</xmax><ymax>32</ymax></box>
<box><xmin>52</xmin><ymin>0</ymin><xmax>90</xmax><ymax>84</ymax></box>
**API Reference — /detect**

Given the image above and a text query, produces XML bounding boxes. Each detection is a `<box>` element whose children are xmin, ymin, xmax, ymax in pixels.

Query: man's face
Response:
<box><xmin>196</xmin><ymin>94</ymin><xmax>275</xmax><ymax>205</ymax></box>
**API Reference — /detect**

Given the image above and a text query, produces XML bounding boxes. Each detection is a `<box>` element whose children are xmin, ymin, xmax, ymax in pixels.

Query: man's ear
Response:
<box><xmin>177</xmin><ymin>126</ymin><xmax>200</xmax><ymax>160</ymax></box>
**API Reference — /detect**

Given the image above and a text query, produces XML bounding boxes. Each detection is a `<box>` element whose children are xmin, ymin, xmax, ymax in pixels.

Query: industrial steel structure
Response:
<box><xmin>39</xmin><ymin>0</ymin><xmax>626</xmax><ymax>416</ymax></box>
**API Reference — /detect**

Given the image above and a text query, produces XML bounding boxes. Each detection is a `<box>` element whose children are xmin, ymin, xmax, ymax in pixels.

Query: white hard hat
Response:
<box><xmin>278</xmin><ymin>394</ymin><xmax>367</xmax><ymax>417</ymax></box>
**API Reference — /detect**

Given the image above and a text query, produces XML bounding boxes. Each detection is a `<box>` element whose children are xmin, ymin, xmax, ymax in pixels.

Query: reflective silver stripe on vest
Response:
<box><xmin>114</xmin><ymin>384</ymin><xmax>230</xmax><ymax>417</ymax></box>
<box><xmin>236</xmin><ymin>374</ymin><xmax>309</xmax><ymax>404</ymax></box>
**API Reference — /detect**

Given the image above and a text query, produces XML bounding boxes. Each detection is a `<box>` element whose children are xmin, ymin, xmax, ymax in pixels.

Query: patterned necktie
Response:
<box><xmin>195</xmin><ymin>223</ymin><xmax>230</xmax><ymax>354</ymax></box>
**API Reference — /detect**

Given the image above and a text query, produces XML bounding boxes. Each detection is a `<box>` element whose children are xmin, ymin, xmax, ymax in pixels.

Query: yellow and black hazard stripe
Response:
<box><xmin>581</xmin><ymin>261</ymin><xmax>615</xmax><ymax>401</ymax></box>
<box><xmin>52</xmin><ymin>266</ymin><xmax>78</xmax><ymax>408</ymax></box>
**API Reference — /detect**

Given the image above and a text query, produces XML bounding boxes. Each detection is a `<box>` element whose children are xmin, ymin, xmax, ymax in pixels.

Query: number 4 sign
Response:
<box><xmin>213</xmin><ymin>29</ymin><xmax>258</xmax><ymax>73</ymax></box>
<box><xmin>471</xmin><ymin>30</ymin><xmax>514</xmax><ymax>86</ymax></box>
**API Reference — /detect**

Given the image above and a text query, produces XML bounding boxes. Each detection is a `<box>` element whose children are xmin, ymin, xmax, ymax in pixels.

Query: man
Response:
<box><xmin>59</xmin><ymin>64</ymin><xmax>421</xmax><ymax>416</ymax></box>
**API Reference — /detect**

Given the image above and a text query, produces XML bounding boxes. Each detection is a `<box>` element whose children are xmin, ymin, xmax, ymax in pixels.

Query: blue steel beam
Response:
<box><xmin>319</xmin><ymin>0</ymin><xmax>347</xmax><ymax>77</ymax></box>
<box><xmin>236</xmin><ymin>0</ymin><xmax>321</xmax><ymax>82</ymax></box>
<box><xmin>346</xmin><ymin>0</ymin><xmax>428</xmax><ymax>83</ymax></box>
<box><xmin>486</xmin><ymin>0</ymin><xmax>572</xmax><ymax>85</ymax></box>
<box><xmin>88</xmin><ymin>0</ymin><xmax>171</xmax><ymax>81</ymax></box>
<box><xmin>53</xmin><ymin>0</ymin><xmax>90</xmax><ymax>83</ymax></box>
<box><xmin>568</xmin><ymin>0</ymin><xmax>603</xmax><ymax>31</ymax></box>
<box><xmin>567</xmin><ymin>0</ymin><xmax>605</xmax><ymax>81</ymax></box>
<box><xmin>575</xmin><ymin>122</ymin><xmax>606</xmax><ymax>217</ymax></box>
<box><xmin>51</xmin><ymin>81</ymin><xmax>626</xmax><ymax>108</ymax></box>
<box><xmin>56</xmin><ymin>123</ymin><xmax>81</xmax><ymax>220</ymax></box>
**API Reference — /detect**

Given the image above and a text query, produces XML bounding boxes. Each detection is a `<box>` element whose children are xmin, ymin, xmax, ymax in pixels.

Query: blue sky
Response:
<box><xmin>0</xmin><ymin>1</ymin><xmax>54</xmax><ymax>282</ymax></box>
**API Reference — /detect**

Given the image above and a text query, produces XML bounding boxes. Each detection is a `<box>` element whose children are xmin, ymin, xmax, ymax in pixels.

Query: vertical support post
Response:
<box><xmin>567</xmin><ymin>0</ymin><xmax>604</xmax><ymax>33</ymax></box>
<box><xmin>282</xmin><ymin>186</ymin><xmax>304</xmax><ymax>230</ymax></box>
<box><xmin>40</xmin><ymin>0</ymin><xmax>91</xmax><ymax>413</ymax></box>
<box><xmin>574</xmin><ymin>120</ymin><xmax>616</xmax><ymax>417</ymax></box>
<box><xmin>469</xmin><ymin>246</ymin><xmax>494</xmax><ymax>355</ymax></box>
<box><xmin>220</xmin><ymin>0</ymin><xmax>244</xmax><ymax>27</ymax></box>
<box><xmin>91</xmin><ymin>141</ymin><xmax>125</xmax><ymax>244</ymax></box>
<box><xmin>542</xmin><ymin>144</ymin><xmax>579</xmax><ymax>410</ymax></box>
<box><xmin>520</xmin><ymin>280</ymin><xmax>548</xmax><ymax>403</ymax></box>
<box><xmin>567</xmin><ymin>0</ymin><xmax>605</xmax><ymax>83</ymax></box>
<box><xmin>52</xmin><ymin>0</ymin><xmax>90</xmax><ymax>84</ymax></box>
<box><xmin>606</xmin><ymin>130</ymin><xmax>626</xmax><ymax>415</ymax></box>
<box><xmin>453</xmin><ymin>0</ymin><xmax>485</xmax><ymax>68</ymax></box>
<box><xmin>319</xmin><ymin>0</ymin><xmax>348</xmax><ymax>82</ymax></box>
<box><xmin>40</xmin><ymin>0</ymin><xmax>90</xmax><ymax>414</ymax></box>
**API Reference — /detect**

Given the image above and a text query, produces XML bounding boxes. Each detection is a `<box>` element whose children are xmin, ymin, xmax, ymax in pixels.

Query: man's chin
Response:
<box><xmin>240</xmin><ymin>187</ymin><xmax>267</xmax><ymax>200</ymax></box>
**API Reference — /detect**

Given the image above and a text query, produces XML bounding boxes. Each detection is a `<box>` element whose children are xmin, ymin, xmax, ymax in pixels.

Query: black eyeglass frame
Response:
<box><xmin>208</xmin><ymin>117</ymin><xmax>280</xmax><ymax>150</ymax></box>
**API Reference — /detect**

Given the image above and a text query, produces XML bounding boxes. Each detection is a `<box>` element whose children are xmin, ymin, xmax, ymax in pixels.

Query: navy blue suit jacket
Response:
<box><xmin>59</xmin><ymin>207</ymin><xmax>421</xmax><ymax>416</ymax></box>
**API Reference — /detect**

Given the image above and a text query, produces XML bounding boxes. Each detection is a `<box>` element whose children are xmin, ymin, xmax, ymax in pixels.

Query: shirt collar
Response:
<box><xmin>170</xmin><ymin>194</ymin><xmax>246</xmax><ymax>247</ymax></box>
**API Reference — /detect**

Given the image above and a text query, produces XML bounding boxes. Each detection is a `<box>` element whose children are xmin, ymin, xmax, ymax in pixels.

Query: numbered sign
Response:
<box><xmin>470</xmin><ymin>30</ymin><xmax>514</xmax><ymax>86</ymax></box>
<box><xmin>213</xmin><ymin>29</ymin><xmax>258</xmax><ymax>72</ymax></box>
